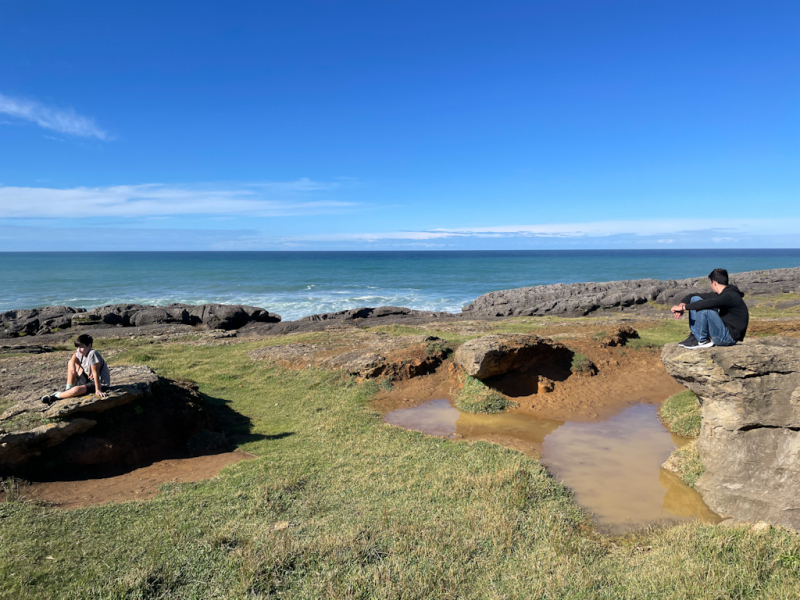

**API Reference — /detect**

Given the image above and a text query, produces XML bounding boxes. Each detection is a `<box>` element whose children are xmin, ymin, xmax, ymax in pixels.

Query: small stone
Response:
<box><xmin>273</xmin><ymin>521</ymin><xmax>290</xmax><ymax>531</ymax></box>
<box><xmin>752</xmin><ymin>522</ymin><xmax>771</xmax><ymax>533</ymax></box>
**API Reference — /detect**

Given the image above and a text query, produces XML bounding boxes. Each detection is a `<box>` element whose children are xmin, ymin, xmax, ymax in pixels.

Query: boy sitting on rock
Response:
<box><xmin>41</xmin><ymin>334</ymin><xmax>110</xmax><ymax>404</ymax></box>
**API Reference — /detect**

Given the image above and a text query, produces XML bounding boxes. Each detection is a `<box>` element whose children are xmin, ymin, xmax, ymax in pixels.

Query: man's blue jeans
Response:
<box><xmin>688</xmin><ymin>296</ymin><xmax>736</xmax><ymax>346</ymax></box>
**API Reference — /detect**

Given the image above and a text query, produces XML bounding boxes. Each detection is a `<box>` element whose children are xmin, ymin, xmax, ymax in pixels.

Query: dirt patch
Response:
<box><xmin>373</xmin><ymin>341</ymin><xmax>684</xmax><ymax>423</ymax></box>
<box><xmin>748</xmin><ymin>319</ymin><xmax>800</xmax><ymax>338</ymax></box>
<box><xmin>3</xmin><ymin>451</ymin><xmax>253</xmax><ymax>509</ymax></box>
<box><xmin>250</xmin><ymin>333</ymin><xmax>451</xmax><ymax>380</ymax></box>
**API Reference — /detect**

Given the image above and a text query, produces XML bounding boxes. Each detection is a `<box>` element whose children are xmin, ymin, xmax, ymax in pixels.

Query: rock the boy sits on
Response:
<box><xmin>671</xmin><ymin>268</ymin><xmax>749</xmax><ymax>349</ymax></box>
<box><xmin>41</xmin><ymin>333</ymin><xmax>111</xmax><ymax>404</ymax></box>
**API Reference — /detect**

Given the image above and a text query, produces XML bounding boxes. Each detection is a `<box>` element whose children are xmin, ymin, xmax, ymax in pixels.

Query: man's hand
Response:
<box><xmin>671</xmin><ymin>304</ymin><xmax>686</xmax><ymax>320</ymax></box>
<box><xmin>96</xmin><ymin>390</ymin><xmax>107</xmax><ymax>398</ymax></box>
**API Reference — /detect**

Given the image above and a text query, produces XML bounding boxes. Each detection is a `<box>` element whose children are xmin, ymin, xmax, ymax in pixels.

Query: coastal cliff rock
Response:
<box><xmin>0</xmin><ymin>363</ymin><xmax>219</xmax><ymax>477</ymax></box>
<box><xmin>661</xmin><ymin>338</ymin><xmax>800</xmax><ymax>531</ymax></box>
<box><xmin>462</xmin><ymin>266</ymin><xmax>800</xmax><ymax>318</ymax></box>
<box><xmin>0</xmin><ymin>303</ymin><xmax>281</xmax><ymax>338</ymax></box>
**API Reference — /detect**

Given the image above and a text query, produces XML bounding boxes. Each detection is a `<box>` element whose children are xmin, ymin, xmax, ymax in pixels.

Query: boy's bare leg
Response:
<box><xmin>67</xmin><ymin>362</ymin><xmax>79</xmax><ymax>386</ymax></box>
<box><xmin>56</xmin><ymin>385</ymin><xmax>88</xmax><ymax>399</ymax></box>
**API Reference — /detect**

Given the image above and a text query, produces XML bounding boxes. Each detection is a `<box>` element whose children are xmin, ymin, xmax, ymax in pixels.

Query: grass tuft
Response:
<box><xmin>455</xmin><ymin>374</ymin><xmax>512</xmax><ymax>414</ymax></box>
<box><xmin>664</xmin><ymin>440</ymin><xmax>705</xmax><ymax>487</ymax></box>
<box><xmin>660</xmin><ymin>390</ymin><xmax>701</xmax><ymax>438</ymax></box>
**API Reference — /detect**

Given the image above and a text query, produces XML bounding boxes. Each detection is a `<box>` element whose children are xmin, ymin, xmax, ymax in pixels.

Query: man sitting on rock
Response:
<box><xmin>671</xmin><ymin>268</ymin><xmax>749</xmax><ymax>349</ymax></box>
<box><xmin>41</xmin><ymin>334</ymin><xmax>110</xmax><ymax>404</ymax></box>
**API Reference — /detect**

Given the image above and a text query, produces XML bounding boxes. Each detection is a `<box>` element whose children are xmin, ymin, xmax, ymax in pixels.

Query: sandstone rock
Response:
<box><xmin>601</xmin><ymin>326</ymin><xmax>640</xmax><ymax>348</ymax></box>
<box><xmin>42</xmin><ymin>365</ymin><xmax>159</xmax><ymax>418</ymax></box>
<box><xmin>0</xmin><ymin>361</ymin><xmax>220</xmax><ymax>476</ymax></box>
<box><xmin>661</xmin><ymin>338</ymin><xmax>800</xmax><ymax>531</ymax></box>
<box><xmin>453</xmin><ymin>334</ymin><xmax>573</xmax><ymax>380</ymax></box>
<box><xmin>250</xmin><ymin>334</ymin><xmax>451</xmax><ymax>380</ymax></box>
<box><xmin>0</xmin><ymin>419</ymin><xmax>97</xmax><ymax>468</ymax></box>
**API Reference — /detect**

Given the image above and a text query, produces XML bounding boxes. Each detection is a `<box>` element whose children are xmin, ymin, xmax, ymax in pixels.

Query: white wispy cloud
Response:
<box><xmin>0</xmin><ymin>181</ymin><xmax>354</xmax><ymax>218</ymax></box>
<box><xmin>282</xmin><ymin>218</ymin><xmax>800</xmax><ymax>242</ymax></box>
<box><xmin>0</xmin><ymin>93</ymin><xmax>109</xmax><ymax>140</ymax></box>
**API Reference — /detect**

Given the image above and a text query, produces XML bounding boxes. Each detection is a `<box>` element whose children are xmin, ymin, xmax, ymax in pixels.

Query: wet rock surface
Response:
<box><xmin>662</xmin><ymin>337</ymin><xmax>800</xmax><ymax>531</ymax></box>
<box><xmin>0</xmin><ymin>358</ymin><xmax>221</xmax><ymax>478</ymax></box>
<box><xmin>463</xmin><ymin>267</ymin><xmax>800</xmax><ymax>318</ymax></box>
<box><xmin>249</xmin><ymin>333</ymin><xmax>452</xmax><ymax>380</ymax></box>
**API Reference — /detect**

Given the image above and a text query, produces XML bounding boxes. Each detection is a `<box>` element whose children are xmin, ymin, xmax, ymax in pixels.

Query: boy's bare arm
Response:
<box><xmin>69</xmin><ymin>353</ymin><xmax>84</xmax><ymax>377</ymax></box>
<box><xmin>91</xmin><ymin>363</ymin><xmax>107</xmax><ymax>397</ymax></box>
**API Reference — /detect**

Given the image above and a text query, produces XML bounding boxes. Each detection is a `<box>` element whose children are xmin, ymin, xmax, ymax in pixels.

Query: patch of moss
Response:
<box><xmin>1</xmin><ymin>412</ymin><xmax>57</xmax><ymax>433</ymax></box>
<box><xmin>660</xmin><ymin>390</ymin><xmax>701</xmax><ymax>438</ymax></box>
<box><xmin>455</xmin><ymin>375</ymin><xmax>512</xmax><ymax>414</ymax></box>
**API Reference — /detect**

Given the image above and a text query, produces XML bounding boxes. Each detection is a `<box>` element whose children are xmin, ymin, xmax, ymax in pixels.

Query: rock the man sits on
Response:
<box><xmin>671</xmin><ymin>268</ymin><xmax>749</xmax><ymax>349</ymax></box>
<box><xmin>41</xmin><ymin>333</ymin><xmax>111</xmax><ymax>404</ymax></box>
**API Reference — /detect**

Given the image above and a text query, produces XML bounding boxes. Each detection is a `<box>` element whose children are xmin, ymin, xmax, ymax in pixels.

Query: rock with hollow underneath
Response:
<box><xmin>454</xmin><ymin>334</ymin><xmax>572</xmax><ymax>380</ymax></box>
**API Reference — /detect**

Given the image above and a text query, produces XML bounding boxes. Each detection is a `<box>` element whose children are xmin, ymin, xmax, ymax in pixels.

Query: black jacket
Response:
<box><xmin>682</xmin><ymin>284</ymin><xmax>749</xmax><ymax>342</ymax></box>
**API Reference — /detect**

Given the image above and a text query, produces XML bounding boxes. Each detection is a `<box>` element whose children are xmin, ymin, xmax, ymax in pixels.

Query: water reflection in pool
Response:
<box><xmin>384</xmin><ymin>399</ymin><xmax>719</xmax><ymax>533</ymax></box>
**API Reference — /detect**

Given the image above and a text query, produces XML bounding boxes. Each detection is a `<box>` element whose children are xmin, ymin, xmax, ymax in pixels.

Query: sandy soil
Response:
<box><xmin>2</xmin><ymin>451</ymin><xmax>253</xmax><ymax>509</ymax></box>
<box><xmin>373</xmin><ymin>338</ymin><xmax>685</xmax><ymax>423</ymax></box>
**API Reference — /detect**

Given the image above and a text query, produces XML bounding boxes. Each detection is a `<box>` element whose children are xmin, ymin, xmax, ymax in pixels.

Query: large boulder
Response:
<box><xmin>661</xmin><ymin>338</ymin><xmax>800</xmax><ymax>531</ymax></box>
<box><xmin>190</xmin><ymin>304</ymin><xmax>280</xmax><ymax>330</ymax></box>
<box><xmin>0</xmin><ymin>364</ymin><xmax>220</xmax><ymax>477</ymax></box>
<box><xmin>454</xmin><ymin>334</ymin><xmax>574</xmax><ymax>380</ymax></box>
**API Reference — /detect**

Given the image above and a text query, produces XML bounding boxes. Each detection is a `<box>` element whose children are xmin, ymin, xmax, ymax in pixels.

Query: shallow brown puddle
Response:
<box><xmin>384</xmin><ymin>399</ymin><xmax>719</xmax><ymax>533</ymax></box>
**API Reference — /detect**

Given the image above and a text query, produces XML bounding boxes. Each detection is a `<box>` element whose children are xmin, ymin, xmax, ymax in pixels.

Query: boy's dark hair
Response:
<box><xmin>708</xmin><ymin>268</ymin><xmax>729</xmax><ymax>286</ymax></box>
<box><xmin>74</xmin><ymin>334</ymin><xmax>94</xmax><ymax>347</ymax></box>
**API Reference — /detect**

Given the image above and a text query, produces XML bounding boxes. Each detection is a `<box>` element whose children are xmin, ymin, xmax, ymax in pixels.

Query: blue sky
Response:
<box><xmin>1</xmin><ymin>0</ymin><xmax>798</xmax><ymax>250</ymax></box>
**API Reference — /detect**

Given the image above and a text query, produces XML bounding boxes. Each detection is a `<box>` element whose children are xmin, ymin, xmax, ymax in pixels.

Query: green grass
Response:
<box><xmin>660</xmin><ymin>390</ymin><xmax>702</xmax><ymax>438</ymax></box>
<box><xmin>665</xmin><ymin>440</ymin><xmax>706</xmax><ymax>488</ymax></box>
<box><xmin>627</xmin><ymin>319</ymin><xmax>691</xmax><ymax>349</ymax></box>
<box><xmin>0</xmin><ymin>412</ymin><xmax>57</xmax><ymax>433</ymax></box>
<box><xmin>747</xmin><ymin>293</ymin><xmax>800</xmax><ymax>318</ymax></box>
<box><xmin>2</xmin><ymin>339</ymin><xmax>799</xmax><ymax>599</ymax></box>
<box><xmin>455</xmin><ymin>375</ymin><xmax>512</xmax><ymax>414</ymax></box>
<box><xmin>570</xmin><ymin>351</ymin><xmax>593</xmax><ymax>374</ymax></box>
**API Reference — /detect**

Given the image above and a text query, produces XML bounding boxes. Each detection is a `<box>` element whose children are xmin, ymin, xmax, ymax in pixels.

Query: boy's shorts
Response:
<box><xmin>74</xmin><ymin>373</ymin><xmax>97</xmax><ymax>394</ymax></box>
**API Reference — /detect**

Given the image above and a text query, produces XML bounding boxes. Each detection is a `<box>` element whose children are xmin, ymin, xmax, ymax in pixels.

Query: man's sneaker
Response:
<box><xmin>680</xmin><ymin>336</ymin><xmax>715</xmax><ymax>349</ymax></box>
<box><xmin>678</xmin><ymin>334</ymin><xmax>698</xmax><ymax>348</ymax></box>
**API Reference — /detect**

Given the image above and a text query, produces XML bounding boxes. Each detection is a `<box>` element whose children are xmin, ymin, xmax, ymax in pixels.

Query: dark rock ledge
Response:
<box><xmin>1</xmin><ymin>303</ymin><xmax>280</xmax><ymax>339</ymax></box>
<box><xmin>463</xmin><ymin>266</ymin><xmax>800</xmax><ymax>318</ymax></box>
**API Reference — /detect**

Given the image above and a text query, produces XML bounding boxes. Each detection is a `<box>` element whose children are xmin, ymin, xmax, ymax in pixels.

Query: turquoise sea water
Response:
<box><xmin>2</xmin><ymin>250</ymin><xmax>799</xmax><ymax>320</ymax></box>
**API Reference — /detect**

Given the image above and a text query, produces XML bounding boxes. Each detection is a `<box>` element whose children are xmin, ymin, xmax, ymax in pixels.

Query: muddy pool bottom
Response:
<box><xmin>384</xmin><ymin>399</ymin><xmax>719</xmax><ymax>533</ymax></box>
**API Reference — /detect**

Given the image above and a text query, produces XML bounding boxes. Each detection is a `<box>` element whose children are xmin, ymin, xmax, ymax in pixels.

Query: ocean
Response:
<box><xmin>2</xmin><ymin>250</ymin><xmax>799</xmax><ymax>321</ymax></box>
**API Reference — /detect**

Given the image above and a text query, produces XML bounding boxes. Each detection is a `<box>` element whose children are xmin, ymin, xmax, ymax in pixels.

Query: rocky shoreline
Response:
<box><xmin>2</xmin><ymin>266</ymin><xmax>798</xmax><ymax>344</ymax></box>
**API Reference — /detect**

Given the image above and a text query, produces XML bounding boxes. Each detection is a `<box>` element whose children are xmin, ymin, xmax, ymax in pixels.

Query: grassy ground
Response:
<box><xmin>666</xmin><ymin>441</ymin><xmax>705</xmax><ymax>488</ymax></box>
<box><xmin>455</xmin><ymin>374</ymin><xmax>512</xmax><ymax>414</ymax></box>
<box><xmin>659</xmin><ymin>391</ymin><xmax>704</xmax><ymax>488</ymax></box>
<box><xmin>659</xmin><ymin>391</ymin><xmax>702</xmax><ymax>439</ymax></box>
<box><xmin>1</xmin><ymin>333</ymin><xmax>799</xmax><ymax>598</ymax></box>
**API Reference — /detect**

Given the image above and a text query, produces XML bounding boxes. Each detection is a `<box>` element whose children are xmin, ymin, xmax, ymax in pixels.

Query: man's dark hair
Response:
<box><xmin>74</xmin><ymin>334</ymin><xmax>94</xmax><ymax>347</ymax></box>
<box><xmin>708</xmin><ymin>268</ymin><xmax>729</xmax><ymax>286</ymax></box>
